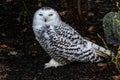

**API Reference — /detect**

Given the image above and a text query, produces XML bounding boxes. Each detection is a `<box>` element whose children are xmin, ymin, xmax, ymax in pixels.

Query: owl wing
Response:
<box><xmin>46</xmin><ymin>23</ymin><xmax>96</xmax><ymax>62</ymax></box>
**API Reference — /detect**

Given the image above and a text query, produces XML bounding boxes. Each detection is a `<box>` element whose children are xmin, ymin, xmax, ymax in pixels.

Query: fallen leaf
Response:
<box><xmin>88</xmin><ymin>12</ymin><xmax>94</xmax><ymax>16</ymax></box>
<box><xmin>112</xmin><ymin>75</ymin><xmax>120</xmax><ymax>80</ymax></box>
<box><xmin>0</xmin><ymin>44</ymin><xmax>8</xmax><ymax>48</ymax></box>
<box><xmin>59</xmin><ymin>11</ymin><xmax>67</xmax><ymax>16</ymax></box>
<box><xmin>82</xmin><ymin>11</ymin><xmax>86</xmax><ymax>14</ymax></box>
<box><xmin>16</xmin><ymin>17</ymin><xmax>21</xmax><ymax>23</ymax></box>
<box><xmin>21</xmin><ymin>28</ymin><xmax>27</xmax><ymax>32</ymax></box>
<box><xmin>38</xmin><ymin>2</ymin><xmax>42</xmax><ymax>7</ymax></box>
<box><xmin>97</xmin><ymin>63</ymin><xmax>107</xmax><ymax>67</ymax></box>
<box><xmin>88</xmin><ymin>26</ymin><xmax>94</xmax><ymax>32</ymax></box>
<box><xmin>0</xmin><ymin>44</ymin><xmax>15</xmax><ymax>50</ymax></box>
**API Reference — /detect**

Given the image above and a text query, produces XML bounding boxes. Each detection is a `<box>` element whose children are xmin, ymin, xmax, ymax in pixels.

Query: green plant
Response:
<box><xmin>111</xmin><ymin>1</ymin><xmax>120</xmax><ymax>72</ymax></box>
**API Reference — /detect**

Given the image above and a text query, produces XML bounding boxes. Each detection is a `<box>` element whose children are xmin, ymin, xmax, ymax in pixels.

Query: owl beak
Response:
<box><xmin>44</xmin><ymin>18</ymin><xmax>47</xmax><ymax>22</ymax></box>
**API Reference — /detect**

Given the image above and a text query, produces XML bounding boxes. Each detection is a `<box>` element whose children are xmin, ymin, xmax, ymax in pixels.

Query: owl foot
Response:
<box><xmin>44</xmin><ymin>59</ymin><xmax>63</xmax><ymax>69</ymax></box>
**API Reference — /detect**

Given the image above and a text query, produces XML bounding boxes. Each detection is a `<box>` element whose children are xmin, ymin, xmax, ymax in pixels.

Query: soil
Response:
<box><xmin>0</xmin><ymin>0</ymin><xmax>120</xmax><ymax>80</ymax></box>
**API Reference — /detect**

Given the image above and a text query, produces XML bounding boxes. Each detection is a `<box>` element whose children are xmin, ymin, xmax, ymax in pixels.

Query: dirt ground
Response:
<box><xmin>0</xmin><ymin>0</ymin><xmax>120</xmax><ymax>80</ymax></box>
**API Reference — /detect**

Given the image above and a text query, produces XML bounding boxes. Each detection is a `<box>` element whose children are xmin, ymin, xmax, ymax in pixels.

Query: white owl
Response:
<box><xmin>32</xmin><ymin>7</ymin><xmax>114</xmax><ymax>68</ymax></box>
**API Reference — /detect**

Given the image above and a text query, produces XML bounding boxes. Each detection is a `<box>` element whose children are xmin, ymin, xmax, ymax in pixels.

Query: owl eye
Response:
<box><xmin>49</xmin><ymin>14</ymin><xmax>53</xmax><ymax>16</ymax></box>
<box><xmin>39</xmin><ymin>14</ymin><xmax>43</xmax><ymax>16</ymax></box>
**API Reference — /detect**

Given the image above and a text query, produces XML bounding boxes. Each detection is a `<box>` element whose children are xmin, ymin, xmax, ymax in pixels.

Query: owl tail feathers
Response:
<box><xmin>94</xmin><ymin>48</ymin><xmax>112</xmax><ymax>58</ymax></box>
<box><xmin>92</xmin><ymin>44</ymin><xmax>114</xmax><ymax>58</ymax></box>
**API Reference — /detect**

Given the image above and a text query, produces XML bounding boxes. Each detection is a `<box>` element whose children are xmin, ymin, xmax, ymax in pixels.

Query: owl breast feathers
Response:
<box><xmin>32</xmin><ymin>7</ymin><xmax>114</xmax><ymax>68</ymax></box>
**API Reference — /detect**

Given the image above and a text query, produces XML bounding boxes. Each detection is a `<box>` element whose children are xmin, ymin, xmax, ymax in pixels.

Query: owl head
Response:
<box><xmin>33</xmin><ymin>7</ymin><xmax>62</xmax><ymax>26</ymax></box>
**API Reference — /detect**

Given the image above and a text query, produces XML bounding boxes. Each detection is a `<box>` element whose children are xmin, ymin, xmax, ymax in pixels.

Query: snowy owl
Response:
<box><xmin>32</xmin><ymin>7</ymin><xmax>114</xmax><ymax>68</ymax></box>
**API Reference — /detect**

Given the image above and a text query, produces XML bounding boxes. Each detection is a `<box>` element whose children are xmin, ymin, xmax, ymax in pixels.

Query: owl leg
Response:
<box><xmin>44</xmin><ymin>59</ymin><xmax>63</xmax><ymax>68</ymax></box>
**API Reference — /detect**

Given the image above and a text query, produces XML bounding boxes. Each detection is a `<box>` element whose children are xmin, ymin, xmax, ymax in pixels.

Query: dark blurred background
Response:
<box><xmin>0</xmin><ymin>0</ymin><xmax>119</xmax><ymax>80</ymax></box>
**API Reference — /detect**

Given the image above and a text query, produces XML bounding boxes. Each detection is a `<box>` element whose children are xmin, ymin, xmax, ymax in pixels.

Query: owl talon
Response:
<box><xmin>44</xmin><ymin>59</ymin><xmax>63</xmax><ymax>69</ymax></box>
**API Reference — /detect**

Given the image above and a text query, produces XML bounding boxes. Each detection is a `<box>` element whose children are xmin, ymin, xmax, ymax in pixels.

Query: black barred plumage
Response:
<box><xmin>32</xmin><ymin>7</ymin><xmax>114</xmax><ymax>68</ymax></box>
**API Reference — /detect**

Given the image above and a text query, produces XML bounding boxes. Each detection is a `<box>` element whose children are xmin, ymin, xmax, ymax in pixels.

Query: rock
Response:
<box><xmin>103</xmin><ymin>12</ymin><xmax>120</xmax><ymax>44</ymax></box>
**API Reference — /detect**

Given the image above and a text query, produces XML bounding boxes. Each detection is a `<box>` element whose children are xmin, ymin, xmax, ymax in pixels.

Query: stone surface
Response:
<box><xmin>103</xmin><ymin>12</ymin><xmax>120</xmax><ymax>44</ymax></box>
